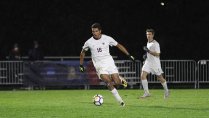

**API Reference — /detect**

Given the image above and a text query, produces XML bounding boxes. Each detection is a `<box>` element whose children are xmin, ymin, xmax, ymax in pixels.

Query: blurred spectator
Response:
<box><xmin>67</xmin><ymin>66</ymin><xmax>77</xmax><ymax>80</ymax></box>
<box><xmin>28</xmin><ymin>40</ymin><xmax>44</xmax><ymax>61</ymax></box>
<box><xmin>8</xmin><ymin>43</ymin><xmax>21</xmax><ymax>60</ymax></box>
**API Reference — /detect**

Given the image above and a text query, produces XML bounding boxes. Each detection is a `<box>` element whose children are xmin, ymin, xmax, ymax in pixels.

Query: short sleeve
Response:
<box><xmin>82</xmin><ymin>41</ymin><xmax>89</xmax><ymax>51</ymax></box>
<box><xmin>155</xmin><ymin>43</ymin><xmax>160</xmax><ymax>53</ymax></box>
<box><xmin>108</xmin><ymin>36</ymin><xmax>118</xmax><ymax>47</ymax></box>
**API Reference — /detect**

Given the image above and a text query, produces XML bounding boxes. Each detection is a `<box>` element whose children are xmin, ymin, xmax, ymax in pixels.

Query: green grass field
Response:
<box><xmin>0</xmin><ymin>89</ymin><xmax>209</xmax><ymax>118</ymax></box>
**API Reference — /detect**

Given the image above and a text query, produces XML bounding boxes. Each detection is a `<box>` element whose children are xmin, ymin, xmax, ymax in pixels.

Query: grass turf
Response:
<box><xmin>0</xmin><ymin>89</ymin><xmax>209</xmax><ymax>118</ymax></box>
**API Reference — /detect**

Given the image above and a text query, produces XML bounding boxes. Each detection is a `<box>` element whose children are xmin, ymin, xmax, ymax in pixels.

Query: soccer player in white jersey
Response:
<box><xmin>80</xmin><ymin>23</ymin><xmax>135</xmax><ymax>106</ymax></box>
<box><xmin>140</xmin><ymin>28</ymin><xmax>169</xmax><ymax>99</ymax></box>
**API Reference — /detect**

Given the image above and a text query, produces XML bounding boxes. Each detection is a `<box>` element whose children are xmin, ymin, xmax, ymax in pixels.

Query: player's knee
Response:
<box><xmin>106</xmin><ymin>82</ymin><xmax>113</xmax><ymax>87</ymax></box>
<box><xmin>114</xmin><ymin>79</ymin><xmax>121</xmax><ymax>85</ymax></box>
<box><xmin>106</xmin><ymin>82</ymin><xmax>115</xmax><ymax>90</ymax></box>
<box><xmin>140</xmin><ymin>71</ymin><xmax>148</xmax><ymax>80</ymax></box>
<box><xmin>140</xmin><ymin>75</ymin><xmax>146</xmax><ymax>80</ymax></box>
<box><xmin>115</xmin><ymin>81</ymin><xmax>121</xmax><ymax>85</ymax></box>
<box><xmin>157</xmin><ymin>76</ymin><xmax>166</xmax><ymax>83</ymax></box>
<box><xmin>111</xmin><ymin>75</ymin><xmax>121</xmax><ymax>85</ymax></box>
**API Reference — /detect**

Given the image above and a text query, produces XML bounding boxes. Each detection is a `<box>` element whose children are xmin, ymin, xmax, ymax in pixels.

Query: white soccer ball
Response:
<box><xmin>93</xmin><ymin>94</ymin><xmax>103</xmax><ymax>106</ymax></box>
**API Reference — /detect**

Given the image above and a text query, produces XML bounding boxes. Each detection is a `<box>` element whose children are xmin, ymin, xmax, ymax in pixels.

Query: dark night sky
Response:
<box><xmin>0</xmin><ymin>0</ymin><xmax>209</xmax><ymax>60</ymax></box>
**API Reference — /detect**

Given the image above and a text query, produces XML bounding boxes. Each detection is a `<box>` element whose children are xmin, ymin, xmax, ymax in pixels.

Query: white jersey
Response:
<box><xmin>145</xmin><ymin>40</ymin><xmax>161</xmax><ymax>67</ymax></box>
<box><xmin>142</xmin><ymin>40</ymin><xmax>163</xmax><ymax>75</ymax></box>
<box><xmin>82</xmin><ymin>34</ymin><xmax>118</xmax><ymax>62</ymax></box>
<box><xmin>82</xmin><ymin>34</ymin><xmax>119</xmax><ymax>76</ymax></box>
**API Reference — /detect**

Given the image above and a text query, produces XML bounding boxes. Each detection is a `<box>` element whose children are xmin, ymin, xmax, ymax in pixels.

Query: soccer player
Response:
<box><xmin>79</xmin><ymin>23</ymin><xmax>135</xmax><ymax>106</ymax></box>
<box><xmin>140</xmin><ymin>28</ymin><xmax>169</xmax><ymax>99</ymax></box>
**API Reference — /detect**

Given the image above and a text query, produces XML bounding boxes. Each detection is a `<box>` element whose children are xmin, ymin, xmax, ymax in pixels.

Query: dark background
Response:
<box><xmin>0</xmin><ymin>0</ymin><xmax>209</xmax><ymax>60</ymax></box>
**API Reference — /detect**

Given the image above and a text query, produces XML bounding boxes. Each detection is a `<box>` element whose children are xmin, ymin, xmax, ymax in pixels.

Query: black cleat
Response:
<box><xmin>120</xmin><ymin>102</ymin><xmax>125</xmax><ymax>107</ymax></box>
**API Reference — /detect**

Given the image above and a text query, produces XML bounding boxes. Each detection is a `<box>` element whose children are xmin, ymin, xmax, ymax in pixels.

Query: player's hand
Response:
<box><xmin>143</xmin><ymin>46</ymin><xmax>150</xmax><ymax>53</ymax></box>
<box><xmin>128</xmin><ymin>55</ymin><xmax>135</xmax><ymax>62</ymax></box>
<box><xmin>79</xmin><ymin>65</ymin><xmax>85</xmax><ymax>72</ymax></box>
<box><xmin>143</xmin><ymin>54</ymin><xmax>147</xmax><ymax>60</ymax></box>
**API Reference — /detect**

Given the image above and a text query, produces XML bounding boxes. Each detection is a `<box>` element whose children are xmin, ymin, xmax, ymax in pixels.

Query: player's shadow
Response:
<box><xmin>129</xmin><ymin>104</ymin><xmax>209</xmax><ymax>111</ymax></box>
<box><xmin>80</xmin><ymin>101</ymin><xmax>209</xmax><ymax>111</ymax></box>
<box><xmin>80</xmin><ymin>101</ymin><xmax>122</xmax><ymax>106</ymax></box>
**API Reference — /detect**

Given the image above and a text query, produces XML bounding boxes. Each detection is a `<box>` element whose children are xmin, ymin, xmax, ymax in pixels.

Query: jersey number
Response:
<box><xmin>97</xmin><ymin>48</ymin><xmax>102</xmax><ymax>52</ymax></box>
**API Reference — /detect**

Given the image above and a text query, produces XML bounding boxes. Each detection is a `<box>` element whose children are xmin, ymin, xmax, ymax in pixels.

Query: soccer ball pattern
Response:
<box><xmin>93</xmin><ymin>94</ymin><xmax>103</xmax><ymax>106</ymax></box>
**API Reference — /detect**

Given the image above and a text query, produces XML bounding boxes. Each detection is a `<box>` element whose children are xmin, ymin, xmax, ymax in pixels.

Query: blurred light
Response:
<box><xmin>160</xmin><ymin>2</ymin><xmax>165</xmax><ymax>6</ymax></box>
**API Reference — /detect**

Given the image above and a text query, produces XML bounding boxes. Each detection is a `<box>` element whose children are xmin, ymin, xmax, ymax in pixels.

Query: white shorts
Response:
<box><xmin>92</xmin><ymin>57</ymin><xmax>118</xmax><ymax>79</ymax></box>
<box><xmin>142</xmin><ymin>63</ymin><xmax>163</xmax><ymax>76</ymax></box>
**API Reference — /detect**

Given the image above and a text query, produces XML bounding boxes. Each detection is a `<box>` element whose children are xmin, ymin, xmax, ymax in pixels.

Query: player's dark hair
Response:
<box><xmin>91</xmin><ymin>23</ymin><xmax>102</xmax><ymax>30</ymax></box>
<box><xmin>146</xmin><ymin>28</ymin><xmax>155</xmax><ymax>35</ymax></box>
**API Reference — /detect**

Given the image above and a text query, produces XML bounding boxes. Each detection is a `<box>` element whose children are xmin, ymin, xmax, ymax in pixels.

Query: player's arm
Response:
<box><xmin>116</xmin><ymin>43</ymin><xmax>135</xmax><ymax>61</ymax></box>
<box><xmin>79</xmin><ymin>49</ymin><xmax>86</xmax><ymax>72</ymax></box>
<box><xmin>143</xmin><ymin>46</ymin><xmax>160</xmax><ymax>57</ymax></box>
<box><xmin>149</xmin><ymin>51</ymin><xmax>160</xmax><ymax>57</ymax></box>
<box><xmin>116</xmin><ymin>43</ymin><xmax>130</xmax><ymax>56</ymax></box>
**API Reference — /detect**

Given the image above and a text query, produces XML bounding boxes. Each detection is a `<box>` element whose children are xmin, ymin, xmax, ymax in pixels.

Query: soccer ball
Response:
<box><xmin>93</xmin><ymin>94</ymin><xmax>103</xmax><ymax>106</ymax></box>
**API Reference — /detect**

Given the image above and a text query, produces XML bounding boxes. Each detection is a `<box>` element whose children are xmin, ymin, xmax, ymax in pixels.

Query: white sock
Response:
<box><xmin>111</xmin><ymin>88</ymin><xmax>123</xmax><ymax>103</ymax></box>
<box><xmin>161</xmin><ymin>81</ymin><xmax>168</xmax><ymax>92</ymax></box>
<box><xmin>142</xmin><ymin>79</ymin><xmax>149</xmax><ymax>94</ymax></box>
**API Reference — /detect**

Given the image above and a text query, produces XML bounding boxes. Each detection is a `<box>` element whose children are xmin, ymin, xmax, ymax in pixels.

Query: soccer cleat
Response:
<box><xmin>120</xmin><ymin>102</ymin><xmax>125</xmax><ymax>107</ymax></box>
<box><xmin>119</xmin><ymin>76</ymin><xmax>127</xmax><ymax>88</ymax></box>
<box><xmin>164</xmin><ymin>90</ymin><xmax>169</xmax><ymax>99</ymax></box>
<box><xmin>140</xmin><ymin>93</ymin><xmax>151</xmax><ymax>98</ymax></box>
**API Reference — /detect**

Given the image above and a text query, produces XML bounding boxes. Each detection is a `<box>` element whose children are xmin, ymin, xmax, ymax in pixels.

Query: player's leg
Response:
<box><xmin>110</xmin><ymin>74</ymin><xmax>126</xmax><ymax>106</ymax></box>
<box><xmin>98</xmin><ymin>58</ymin><xmax>125</xmax><ymax>106</ymax></box>
<box><xmin>100</xmin><ymin>74</ymin><xmax>114</xmax><ymax>90</ymax></box>
<box><xmin>140</xmin><ymin>71</ymin><xmax>151</xmax><ymax>98</ymax></box>
<box><xmin>100</xmin><ymin>74</ymin><xmax>125</xmax><ymax>106</ymax></box>
<box><xmin>106</xmin><ymin>58</ymin><xmax>127</xmax><ymax>88</ymax></box>
<box><xmin>111</xmin><ymin>74</ymin><xmax>127</xmax><ymax>88</ymax></box>
<box><xmin>119</xmin><ymin>76</ymin><xmax>127</xmax><ymax>88</ymax></box>
<box><xmin>110</xmin><ymin>73</ymin><xmax>120</xmax><ymax>85</ymax></box>
<box><xmin>156</xmin><ymin>74</ymin><xmax>169</xmax><ymax>98</ymax></box>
